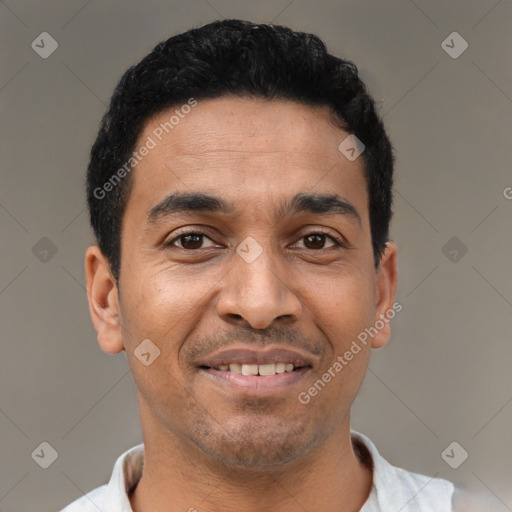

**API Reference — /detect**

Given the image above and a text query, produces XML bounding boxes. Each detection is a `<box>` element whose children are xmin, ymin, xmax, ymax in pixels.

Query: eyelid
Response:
<box><xmin>163</xmin><ymin>227</ymin><xmax>219</xmax><ymax>248</ymax></box>
<box><xmin>290</xmin><ymin>228</ymin><xmax>346</xmax><ymax>249</ymax></box>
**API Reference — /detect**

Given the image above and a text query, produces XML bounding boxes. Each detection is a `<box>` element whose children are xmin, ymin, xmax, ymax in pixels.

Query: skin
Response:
<box><xmin>85</xmin><ymin>96</ymin><xmax>398</xmax><ymax>512</ymax></box>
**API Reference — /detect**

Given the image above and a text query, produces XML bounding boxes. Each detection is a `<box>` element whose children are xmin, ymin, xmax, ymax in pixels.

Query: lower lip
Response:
<box><xmin>200</xmin><ymin>367</ymin><xmax>311</xmax><ymax>394</ymax></box>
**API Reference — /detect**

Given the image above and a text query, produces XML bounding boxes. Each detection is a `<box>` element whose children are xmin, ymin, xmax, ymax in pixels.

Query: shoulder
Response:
<box><xmin>352</xmin><ymin>431</ymin><xmax>454</xmax><ymax>512</ymax></box>
<box><xmin>59</xmin><ymin>442</ymin><xmax>144</xmax><ymax>511</ymax></box>
<box><xmin>385</xmin><ymin>461</ymin><xmax>454</xmax><ymax>510</ymax></box>
<box><xmin>59</xmin><ymin>484</ymin><xmax>108</xmax><ymax>512</ymax></box>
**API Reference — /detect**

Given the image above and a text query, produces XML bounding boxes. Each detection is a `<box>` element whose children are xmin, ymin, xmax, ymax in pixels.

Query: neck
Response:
<box><xmin>129</xmin><ymin>414</ymin><xmax>372</xmax><ymax>512</ymax></box>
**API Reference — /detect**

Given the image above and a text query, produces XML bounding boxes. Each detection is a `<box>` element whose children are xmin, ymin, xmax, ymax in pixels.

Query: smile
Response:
<box><xmin>203</xmin><ymin>362</ymin><xmax>301</xmax><ymax>375</ymax></box>
<box><xmin>199</xmin><ymin>365</ymin><xmax>311</xmax><ymax>392</ymax></box>
<box><xmin>196</xmin><ymin>346</ymin><xmax>315</xmax><ymax>393</ymax></box>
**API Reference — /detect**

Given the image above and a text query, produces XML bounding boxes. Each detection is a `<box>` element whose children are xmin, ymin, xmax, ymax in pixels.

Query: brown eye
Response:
<box><xmin>165</xmin><ymin>231</ymin><xmax>218</xmax><ymax>250</ymax></box>
<box><xmin>304</xmin><ymin>234</ymin><xmax>326</xmax><ymax>249</ymax></box>
<box><xmin>179</xmin><ymin>234</ymin><xmax>204</xmax><ymax>249</ymax></box>
<box><xmin>298</xmin><ymin>233</ymin><xmax>339</xmax><ymax>250</ymax></box>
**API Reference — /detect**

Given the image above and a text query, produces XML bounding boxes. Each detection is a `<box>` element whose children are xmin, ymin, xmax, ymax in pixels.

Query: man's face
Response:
<box><xmin>93</xmin><ymin>97</ymin><xmax>396</xmax><ymax>467</ymax></box>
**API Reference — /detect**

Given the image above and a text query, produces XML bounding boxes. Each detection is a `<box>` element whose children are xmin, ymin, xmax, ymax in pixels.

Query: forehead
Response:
<box><xmin>144</xmin><ymin>96</ymin><xmax>346</xmax><ymax>159</ymax></box>
<box><xmin>127</xmin><ymin>96</ymin><xmax>368</xmax><ymax>223</ymax></box>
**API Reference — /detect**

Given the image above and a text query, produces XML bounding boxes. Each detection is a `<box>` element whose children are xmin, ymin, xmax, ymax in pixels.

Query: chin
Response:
<box><xmin>191</xmin><ymin>417</ymin><xmax>319</xmax><ymax>468</ymax></box>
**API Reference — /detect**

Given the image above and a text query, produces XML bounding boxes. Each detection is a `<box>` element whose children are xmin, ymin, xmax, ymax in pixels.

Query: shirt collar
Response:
<box><xmin>105</xmin><ymin>442</ymin><xmax>144</xmax><ymax>511</ymax></box>
<box><xmin>102</xmin><ymin>431</ymin><xmax>421</xmax><ymax>511</ymax></box>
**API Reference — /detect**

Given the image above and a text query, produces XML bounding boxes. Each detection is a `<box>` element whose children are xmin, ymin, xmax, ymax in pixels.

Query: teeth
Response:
<box><xmin>258</xmin><ymin>363</ymin><xmax>276</xmax><ymax>376</ymax></box>
<box><xmin>241</xmin><ymin>364</ymin><xmax>259</xmax><ymax>375</ymax></box>
<box><xmin>229</xmin><ymin>363</ymin><xmax>242</xmax><ymax>373</ymax></box>
<box><xmin>214</xmin><ymin>362</ymin><xmax>298</xmax><ymax>375</ymax></box>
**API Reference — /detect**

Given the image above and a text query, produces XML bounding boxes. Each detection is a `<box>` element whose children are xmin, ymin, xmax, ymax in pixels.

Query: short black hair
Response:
<box><xmin>87</xmin><ymin>19</ymin><xmax>394</xmax><ymax>282</ymax></box>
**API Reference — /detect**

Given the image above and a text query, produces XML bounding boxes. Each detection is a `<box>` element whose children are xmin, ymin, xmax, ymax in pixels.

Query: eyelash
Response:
<box><xmin>164</xmin><ymin>229</ymin><xmax>345</xmax><ymax>250</ymax></box>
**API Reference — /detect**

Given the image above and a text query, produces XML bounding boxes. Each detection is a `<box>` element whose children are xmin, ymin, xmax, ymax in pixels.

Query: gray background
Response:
<box><xmin>1</xmin><ymin>1</ymin><xmax>511</xmax><ymax>511</ymax></box>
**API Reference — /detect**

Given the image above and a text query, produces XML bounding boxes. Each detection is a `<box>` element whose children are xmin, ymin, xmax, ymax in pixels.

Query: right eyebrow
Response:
<box><xmin>146</xmin><ymin>192</ymin><xmax>232</xmax><ymax>226</ymax></box>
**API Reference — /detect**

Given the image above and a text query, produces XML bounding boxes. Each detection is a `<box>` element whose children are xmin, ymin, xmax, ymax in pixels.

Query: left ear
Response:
<box><xmin>371</xmin><ymin>241</ymin><xmax>398</xmax><ymax>349</ymax></box>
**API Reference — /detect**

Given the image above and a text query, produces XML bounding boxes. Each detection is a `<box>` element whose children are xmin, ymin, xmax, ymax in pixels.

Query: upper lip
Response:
<box><xmin>197</xmin><ymin>345</ymin><xmax>316</xmax><ymax>368</ymax></box>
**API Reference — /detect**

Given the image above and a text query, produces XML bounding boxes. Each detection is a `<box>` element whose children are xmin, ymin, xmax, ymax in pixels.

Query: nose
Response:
<box><xmin>216</xmin><ymin>244</ymin><xmax>302</xmax><ymax>330</ymax></box>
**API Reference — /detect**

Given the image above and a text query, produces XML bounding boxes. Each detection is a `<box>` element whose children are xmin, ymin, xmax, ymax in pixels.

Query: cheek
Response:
<box><xmin>303</xmin><ymin>264</ymin><xmax>376</xmax><ymax>345</ymax></box>
<box><xmin>120</xmin><ymin>263</ymin><xmax>210</xmax><ymax>334</ymax></box>
<box><xmin>118</xmin><ymin>263</ymin><xmax>227</xmax><ymax>385</ymax></box>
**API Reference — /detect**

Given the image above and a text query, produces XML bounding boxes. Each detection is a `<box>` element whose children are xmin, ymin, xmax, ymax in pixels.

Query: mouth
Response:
<box><xmin>200</xmin><ymin>362</ymin><xmax>304</xmax><ymax>375</ymax></box>
<box><xmin>196</xmin><ymin>346</ymin><xmax>315</xmax><ymax>394</ymax></box>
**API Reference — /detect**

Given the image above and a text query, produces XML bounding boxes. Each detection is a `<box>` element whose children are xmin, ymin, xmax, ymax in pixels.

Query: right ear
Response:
<box><xmin>84</xmin><ymin>245</ymin><xmax>124</xmax><ymax>354</ymax></box>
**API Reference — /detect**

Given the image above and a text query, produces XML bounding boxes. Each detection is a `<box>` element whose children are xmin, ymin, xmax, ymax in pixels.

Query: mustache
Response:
<box><xmin>182</xmin><ymin>325</ymin><xmax>324</xmax><ymax>361</ymax></box>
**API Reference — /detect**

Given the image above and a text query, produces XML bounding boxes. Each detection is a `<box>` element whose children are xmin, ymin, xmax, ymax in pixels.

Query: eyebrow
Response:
<box><xmin>146</xmin><ymin>191</ymin><xmax>361</xmax><ymax>226</ymax></box>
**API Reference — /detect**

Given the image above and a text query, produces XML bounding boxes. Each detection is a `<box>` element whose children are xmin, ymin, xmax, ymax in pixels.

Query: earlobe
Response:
<box><xmin>371</xmin><ymin>241</ymin><xmax>398</xmax><ymax>349</ymax></box>
<box><xmin>85</xmin><ymin>245</ymin><xmax>125</xmax><ymax>354</ymax></box>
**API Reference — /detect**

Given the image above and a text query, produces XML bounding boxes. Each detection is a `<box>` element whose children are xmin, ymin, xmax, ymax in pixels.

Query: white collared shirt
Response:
<box><xmin>60</xmin><ymin>430</ymin><xmax>455</xmax><ymax>511</ymax></box>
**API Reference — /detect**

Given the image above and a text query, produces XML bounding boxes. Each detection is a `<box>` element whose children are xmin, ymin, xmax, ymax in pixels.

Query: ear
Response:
<box><xmin>84</xmin><ymin>245</ymin><xmax>124</xmax><ymax>354</ymax></box>
<box><xmin>371</xmin><ymin>241</ymin><xmax>398</xmax><ymax>349</ymax></box>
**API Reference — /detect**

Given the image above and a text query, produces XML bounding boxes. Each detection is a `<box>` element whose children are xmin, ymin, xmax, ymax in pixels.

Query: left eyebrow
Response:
<box><xmin>279</xmin><ymin>192</ymin><xmax>361</xmax><ymax>225</ymax></box>
<box><xmin>145</xmin><ymin>191</ymin><xmax>361</xmax><ymax>227</ymax></box>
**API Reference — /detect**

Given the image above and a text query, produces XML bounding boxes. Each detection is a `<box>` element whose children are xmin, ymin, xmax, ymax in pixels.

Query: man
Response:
<box><xmin>62</xmin><ymin>19</ymin><xmax>457</xmax><ymax>512</ymax></box>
